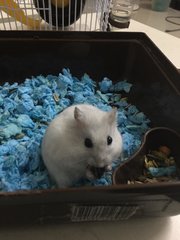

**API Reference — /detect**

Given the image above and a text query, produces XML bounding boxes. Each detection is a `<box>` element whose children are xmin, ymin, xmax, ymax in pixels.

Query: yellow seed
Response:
<box><xmin>15</xmin><ymin>133</ymin><xmax>25</xmax><ymax>139</ymax></box>
<box><xmin>152</xmin><ymin>160</ymin><xmax>158</xmax><ymax>168</ymax></box>
<box><xmin>53</xmin><ymin>94</ymin><xmax>60</xmax><ymax>102</ymax></box>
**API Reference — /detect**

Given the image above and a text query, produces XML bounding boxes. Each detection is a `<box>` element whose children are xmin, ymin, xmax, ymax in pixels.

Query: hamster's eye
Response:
<box><xmin>84</xmin><ymin>138</ymin><xmax>93</xmax><ymax>148</ymax></box>
<box><xmin>107</xmin><ymin>136</ymin><xmax>113</xmax><ymax>145</ymax></box>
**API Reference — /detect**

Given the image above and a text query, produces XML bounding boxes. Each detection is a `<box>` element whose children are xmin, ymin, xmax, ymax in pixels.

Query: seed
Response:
<box><xmin>15</xmin><ymin>133</ymin><xmax>25</xmax><ymax>139</ymax></box>
<box><xmin>126</xmin><ymin>145</ymin><xmax>178</xmax><ymax>185</ymax></box>
<box><xmin>53</xmin><ymin>93</ymin><xmax>60</xmax><ymax>102</ymax></box>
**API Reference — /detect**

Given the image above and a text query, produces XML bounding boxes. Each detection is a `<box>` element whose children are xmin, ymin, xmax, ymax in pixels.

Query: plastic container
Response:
<box><xmin>152</xmin><ymin>0</ymin><xmax>171</xmax><ymax>11</ymax></box>
<box><xmin>0</xmin><ymin>31</ymin><xmax>180</xmax><ymax>226</ymax></box>
<box><xmin>111</xmin><ymin>0</ymin><xmax>134</xmax><ymax>23</ymax></box>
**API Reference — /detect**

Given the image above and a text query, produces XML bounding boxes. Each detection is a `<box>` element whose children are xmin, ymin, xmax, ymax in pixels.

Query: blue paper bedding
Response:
<box><xmin>0</xmin><ymin>69</ymin><xmax>150</xmax><ymax>191</ymax></box>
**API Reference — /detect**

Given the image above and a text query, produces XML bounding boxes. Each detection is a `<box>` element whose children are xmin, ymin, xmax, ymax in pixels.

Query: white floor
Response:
<box><xmin>132</xmin><ymin>0</ymin><xmax>180</xmax><ymax>39</ymax></box>
<box><xmin>0</xmin><ymin>216</ymin><xmax>180</xmax><ymax>240</ymax></box>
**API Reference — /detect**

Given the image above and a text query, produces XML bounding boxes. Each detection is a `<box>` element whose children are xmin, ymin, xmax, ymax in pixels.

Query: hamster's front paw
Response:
<box><xmin>86</xmin><ymin>165</ymin><xmax>106</xmax><ymax>179</ymax></box>
<box><xmin>105</xmin><ymin>164</ymin><xmax>112</xmax><ymax>171</ymax></box>
<box><xmin>86</xmin><ymin>167</ymin><xmax>96</xmax><ymax>180</ymax></box>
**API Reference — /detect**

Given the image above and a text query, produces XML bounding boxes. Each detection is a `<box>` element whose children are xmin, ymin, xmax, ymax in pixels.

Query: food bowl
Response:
<box><xmin>113</xmin><ymin>127</ymin><xmax>180</xmax><ymax>185</ymax></box>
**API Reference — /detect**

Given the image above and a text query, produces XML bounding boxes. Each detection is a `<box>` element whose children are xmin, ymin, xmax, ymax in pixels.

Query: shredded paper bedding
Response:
<box><xmin>0</xmin><ymin>69</ymin><xmax>150</xmax><ymax>191</ymax></box>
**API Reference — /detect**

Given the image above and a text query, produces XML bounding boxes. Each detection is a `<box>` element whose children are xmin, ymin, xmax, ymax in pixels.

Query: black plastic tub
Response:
<box><xmin>0</xmin><ymin>31</ymin><xmax>180</xmax><ymax>226</ymax></box>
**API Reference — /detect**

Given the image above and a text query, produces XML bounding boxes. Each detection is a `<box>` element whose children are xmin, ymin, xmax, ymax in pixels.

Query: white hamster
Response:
<box><xmin>41</xmin><ymin>104</ymin><xmax>123</xmax><ymax>187</ymax></box>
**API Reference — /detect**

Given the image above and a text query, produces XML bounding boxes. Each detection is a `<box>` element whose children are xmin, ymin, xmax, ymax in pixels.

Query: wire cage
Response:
<box><xmin>0</xmin><ymin>0</ymin><xmax>111</xmax><ymax>31</ymax></box>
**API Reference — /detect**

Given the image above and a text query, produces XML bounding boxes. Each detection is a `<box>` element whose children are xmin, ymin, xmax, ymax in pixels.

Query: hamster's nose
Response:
<box><xmin>90</xmin><ymin>166</ymin><xmax>106</xmax><ymax>179</ymax></box>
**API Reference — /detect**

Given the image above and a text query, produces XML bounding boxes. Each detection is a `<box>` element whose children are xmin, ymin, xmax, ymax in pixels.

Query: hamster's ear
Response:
<box><xmin>107</xmin><ymin>108</ymin><xmax>117</xmax><ymax>125</ymax></box>
<box><xmin>74</xmin><ymin>106</ymin><xmax>84</xmax><ymax>122</ymax></box>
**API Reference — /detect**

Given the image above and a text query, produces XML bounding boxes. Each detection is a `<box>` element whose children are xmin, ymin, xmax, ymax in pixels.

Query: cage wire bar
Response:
<box><xmin>0</xmin><ymin>0</ymin><xmax>111</xmax><ymax>31</ymax></box>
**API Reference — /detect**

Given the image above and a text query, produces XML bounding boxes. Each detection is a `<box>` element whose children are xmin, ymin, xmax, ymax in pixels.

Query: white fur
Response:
<box><xmin>41</xmin><ymin>104</ymin><xmax>123</xmax><ymax>187</ymax></box>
